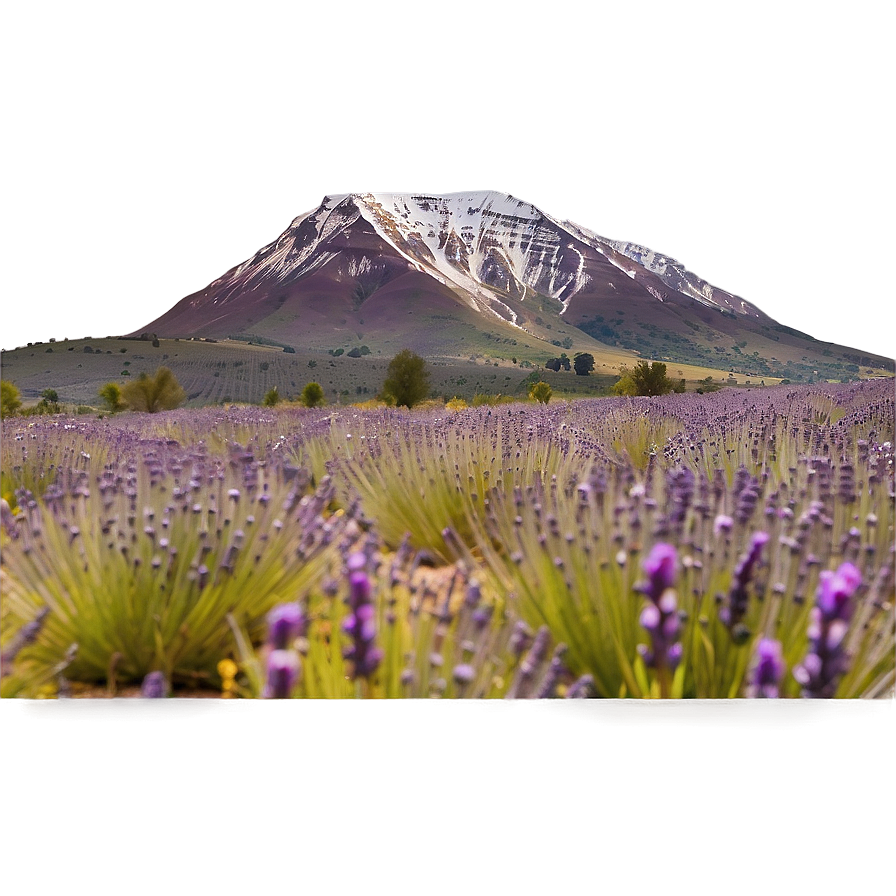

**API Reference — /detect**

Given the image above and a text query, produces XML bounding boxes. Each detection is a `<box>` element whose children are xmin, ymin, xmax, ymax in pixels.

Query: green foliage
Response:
<box><xmin>121</xmin><ymin>367</ymin><xmax>186</xmax><ymax>413</ymax></box>
<box><xmin>382</xmin><ymin>349</ymin><xmax>431</xmax><ymax>408</ymax></box>
<box><xmin>262</xmin><ymin>387</ymin><xmax>281</xmax><ymax>407</ymax></box>
<box><xmin>613</xmin><ymin>361</ymin><xmax>675</xmax><ymax>396</ymax></box>
<box><xmin>41</xmin><ymin>389</ymin><xmax>59</xmax><ymax>403</ymax></box>
<box><xmin>300</xmin><ymin>382</ymin><xmax>325</xmax><ymax>408</ymax></box>
<box><xmin>573</xmin><ymin>352</ymin><xmax>595</xmax><ymax>376</ymax></box>
<box><xmin>1</xmin><ymin>381</ymin><xmax>22</xmax><ymax>418</ymax></box>
<box><xmin>696</xmin><ymin>376</ymin><xmax>722</xmax><ymax>394</ymax></box>
<box><xmin>529</xmin><ymin>381</ymin><xmax>552</xmax><ymax>404</ymax></box>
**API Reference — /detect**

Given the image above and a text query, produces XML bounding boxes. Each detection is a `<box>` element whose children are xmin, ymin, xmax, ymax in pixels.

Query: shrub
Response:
<box><xmin>263</xmin><ymin>387</ymin><xmax>281</xmax><ymax>407</ymax></box>
<box><xmin>614</xmin><ymin>361</ymin><xmax>675</xmax><ymax>396</ymax></box>
<box><xmin>121</xmin><ymin>367</ymin><xmax>186</xmax><ymax>413</ymax></box>
<box><xmin>98</xmin><ymin>382</ymin><xmax>126</xmax><ymax>413</ymax></box>
<box><xmin>529</xmin><ymin>381</ymin><xmax>552</xmax><ymax>404</ymax></box>
<box><xmin>300</xmin><ymin>382</ymin><xmax>325</xmax><ymax>408</ymax></box>
<box><xmin>382</xmin><ymin>349</ymin><xmax>431</xmax><ymax>408</ymax></box>
<box><xmin>1</xmin><ymin>381</ymin><xmax>22</xmax><ymax>418</ymax></box>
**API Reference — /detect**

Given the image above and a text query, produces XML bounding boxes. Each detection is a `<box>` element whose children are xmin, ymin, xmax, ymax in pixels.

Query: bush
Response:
<box><xmin>121</xmin><ymin>367</ymin><xmax>186</xmax><ymax>413</ymax></box>
<box><xmin>529</xmin><ymin>381</ymin><xmax>552</xmax><ymax>404</ymax></box>
<box><xmin>382</xmin><ymin>349</ymin><xmax>431</xmax><ymax>408</ymax></box>
<box><xmin>613</xmin><ymin>361</ymin><xmax>675</xmax><ymax>396</ymax></box>
<box><xmin>1</xmin><ymin>381</ymin><xmax>22</xmax><ymax>418</ymax></box>
<box><xmin>300</xmin><ymin>382</ymin><xmax>325</xmax><ymax>408</ymax></box>
<box><xmin>263</xmin><ymin>387</ymin><xmax>281</xmax><ymax>407</ymax></box>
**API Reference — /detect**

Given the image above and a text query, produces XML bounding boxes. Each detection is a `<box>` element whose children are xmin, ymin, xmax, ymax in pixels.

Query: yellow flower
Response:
<box><xmin>218</xmin><ymin>658</ymin><xmax>239</xmax><ymax>698</ymax></box>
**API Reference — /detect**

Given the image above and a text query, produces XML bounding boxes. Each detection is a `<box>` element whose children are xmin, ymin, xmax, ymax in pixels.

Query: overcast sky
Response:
<box><xmin>3</xmin><ymin>2</ymin><xmax>893</xmax><ymax>360</ymax></box>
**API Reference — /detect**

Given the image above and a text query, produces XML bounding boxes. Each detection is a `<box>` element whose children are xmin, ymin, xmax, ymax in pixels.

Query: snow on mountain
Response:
<box><xmin>134</xmin><ymin>190</ymin><xmax>783</xmax><ymax>356</ymax></box>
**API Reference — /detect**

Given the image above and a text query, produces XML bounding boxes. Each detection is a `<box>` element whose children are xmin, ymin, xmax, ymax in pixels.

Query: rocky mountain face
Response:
<box><xmin>133</xmin><ymin>192</ymin><xmax>891</xmax><ymax>381</ymax></box>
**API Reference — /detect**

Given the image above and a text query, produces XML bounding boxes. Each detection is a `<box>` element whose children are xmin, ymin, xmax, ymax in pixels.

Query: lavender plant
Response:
<box><xmin>464</xmin><ymin>380</ymin><xmax>894</xmax><ymax>698</ymax></box>
<box><xmin>230</xmin><ymin>532</ymin><xmax>579</xmax><ymax>699</ymax></box>
<box><xmin>1</xmin><ymin>440</ymin><xmax>349</xmax><ymax>696</ymax></box>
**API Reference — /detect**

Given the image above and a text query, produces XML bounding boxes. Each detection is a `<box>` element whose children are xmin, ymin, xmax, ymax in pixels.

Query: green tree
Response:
<box><xmin>613</xmin><ymin>361</ymin><xmax>675</xmax><ymax>396</ymax></box>
<box><xmin>382</xmin><ymin>349</ymin><xmax>431</xmax><ymax>408</ymax></box>
<box><xmin>99</xmin><ymin>382</ymin><xmax>126</xmax><ymax>413</ymax></box>
<box><xmin>263</xmin><ymin>387</ymin><xmax>281</xmax><ymax>407</ymax></box>
<box><xmin>573</xmin><ymin>352</ymin><xmax>595</xmax><ymax>376</ymax></box>
<box><xmin>121</xmin><ymin>367</ymin><xmax>186</xmax><ymax>413</ymax></box>
<box><xmin>299</xmin><ymin>382</ymin><xmax>325</xmax><ymax>408</ymax></box>
<box><xmin>1</xmin><ymin>381</ymin><xmax>22</xmax><ymax>418</ymax></box>
<box><xmin>529</xmin><ymin>381</ymin><xmax>552</xmax><ymax>404</ymax></box>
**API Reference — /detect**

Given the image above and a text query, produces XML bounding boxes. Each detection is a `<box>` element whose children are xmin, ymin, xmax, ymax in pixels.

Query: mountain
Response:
<box><xmin>133</xmin><ymin>191</ymin><xmax>892</xmax><ymax>383</ymax></box>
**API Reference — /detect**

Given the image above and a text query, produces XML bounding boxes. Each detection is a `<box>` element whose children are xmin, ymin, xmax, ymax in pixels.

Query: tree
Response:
<box><xmin>299</xmin><ymin>382</ymin><xmax>325</xmax><ymax>408</ymax></box>
<box><xmin>382</xmin><ymin>349</ymin><xmax>431</xmax><ymax>408</ymax></box>
<box><xmin>612</xmin><ymin>361</ymin><xmax>675</xmax><ymax>396</ymax></box>
<box><xmin>99</xmin><ymin>382</ymin><xmax>126</xmax><ymax>413</ymax></box>
<box><xmin>1</xmin><ymin>381</ymin><xmax>22</xmax><ymax>418</ymax></box>
<box><xmin>529</xmin><ymin>381</ymin><xmax>552</xmax><ymax>404</ymax></box>
<box><xmin>573</xmin><ymin>352</ymin><xmax>595</xmax><ymax>376</ymax></box>
<box><xmin>121</xmin><ymin>367</ymin><xmax>186</xmax><ymax>413</ymax></box>
<box><xmin>263</xmin><ymin>387</ymin><xmax>281</xmax><ymax>407</ymax></box>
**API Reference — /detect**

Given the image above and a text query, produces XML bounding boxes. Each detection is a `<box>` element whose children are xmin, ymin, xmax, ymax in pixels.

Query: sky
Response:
<box><xmin>2</xmin><ymin>2</ymin><xmax>894</xmax><ymax>360</ymax></box>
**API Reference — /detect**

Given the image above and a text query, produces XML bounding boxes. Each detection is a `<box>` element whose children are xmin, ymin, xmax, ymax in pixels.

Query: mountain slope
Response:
<box><xmin>133</xmin><ymin>191</ymin><xmax>893</xmax><ymax>381</ymax></box>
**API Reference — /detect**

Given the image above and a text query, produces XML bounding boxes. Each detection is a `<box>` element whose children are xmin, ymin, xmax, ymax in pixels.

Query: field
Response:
<box><xmin>0</xmin><ymin>335</ymin><xmax>788</xmax><ymax>410</ymax></box>
<box><xmin>1</xmin><ymin>378</ymin><xmax>893</xmax><ymax>699</ymax></box>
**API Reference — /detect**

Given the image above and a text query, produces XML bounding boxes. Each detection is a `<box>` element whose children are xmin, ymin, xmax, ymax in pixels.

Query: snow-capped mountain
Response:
<box><xmin>141</xmin><ymin>191</ymin><xmax>762</xmax><ymax>332</ymax></box>
<box><xmin>133</xmin><ymin>191</ymin><xmax>886</xmax><ymax>380</ymax></box>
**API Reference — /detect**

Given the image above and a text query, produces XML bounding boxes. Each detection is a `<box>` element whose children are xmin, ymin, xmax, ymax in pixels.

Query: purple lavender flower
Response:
<box><xmin>794</xmin><ymin>562</ymin><xmax>862</xmax><ymax>698</ymax></box>
<box><xmin>342</xmin><ymin>552</ymin><xmax>383</xmax><ymax>679</ymax></box>
<box><xmin>639</xmin><ymin>542</ymin><xmax>677</xmax><ymax>602</ymax></box>
<box><xmin>720</xmin><ymin>531</ymin><xmax>770</xmax><ymax>641</ymax></box>
<box><xmin>0</xmin><ymin>607</ymin><xmax>50</xmax><ymax>674</ymax></box>
<box><xmin>747</xmin><ymin>639</ymin><xmax>785</xmax><ymax>698</ymax></box>
<box><xmin>263</xmin><ymin>650</ymin><xmax>300</xmax><ymax>698</ymax></box>
<box><xmin>267</xmin><ymin>603</ymin><xmax>304</xmax><ymax>650</ymax></box>
<box><xmin>140</xmin><ymin>671</ymin><xmax>168</xmax><ymax>698</ymax></box>
<box><xmin>565</xmin><ymin>674</ymin><xmax>595</xmax><ymax>698</ymax></box>
<box><xmin>637</xmin><ymin>543</ymin><xmax>682</xmax><ymax>674</ymax></box>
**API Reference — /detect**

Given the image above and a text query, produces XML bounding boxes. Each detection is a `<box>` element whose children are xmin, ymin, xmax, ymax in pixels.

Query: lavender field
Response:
<box><xmin>1</xmin><ymin>380</ymin><xmax>893</xmax><ymax>699</ymax></box>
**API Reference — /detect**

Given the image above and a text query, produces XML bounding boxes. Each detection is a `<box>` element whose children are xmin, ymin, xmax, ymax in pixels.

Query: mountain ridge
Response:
<box><xmin>131</xmin><ymin>191</ymin><xmax>892</xmax><ymax>382</ymax></box>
